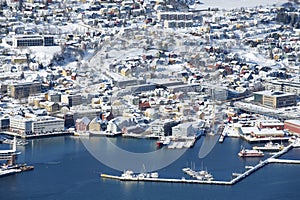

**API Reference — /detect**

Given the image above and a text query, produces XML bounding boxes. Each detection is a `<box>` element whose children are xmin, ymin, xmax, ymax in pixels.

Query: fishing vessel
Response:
<box><xmin>253</xmin><ymin>141</ymin><xmax>284</xmax><ymax>151</ymax></box>
<box><xmin>238</xmin><ymin>148</ymin><xmax>264</xmax><ymax>157</ymax></box>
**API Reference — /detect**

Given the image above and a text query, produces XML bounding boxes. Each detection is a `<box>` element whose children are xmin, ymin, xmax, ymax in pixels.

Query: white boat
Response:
<box><xmin>2</xmin><ymin>138</ymin><xmax>28</xmax><ymax>146</ymax></box>
<box><xmin>238</xmin><ymin>148</ymin><xmax>264</xmax><ymax>157</ymax></box>
<box><xmin>232</xmin><ymin>172</ymin><xmax>242</xmax><ymax>177</ymax></box>
<box><xmin>182</xmin><ymin>167</ymin><xmax>214</xmax><ymax>181</ymax></box>
<box><xmin>121</xmin><ymin>170</ymin><xmax>159</xmax><ymax>180</ymax></box>
<box><xmin>253</xmin><ymin>141</ymin><xmax>284</xmax><ymax>151</ymax></box>
<box><xmin>121</xmin><ymin>170</ymin><xmax>134</xmax><ymax>179</ymax></box>
<box><xmin>0</xmin><ymin>168</ymin><xmax>21</xmax><ymax>177</ymax></box>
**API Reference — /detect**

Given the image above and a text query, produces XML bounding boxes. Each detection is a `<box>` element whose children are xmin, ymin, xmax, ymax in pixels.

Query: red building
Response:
<box><xmin>75</xmin><ymin>117</ymin><xmax>90</xmax><ymax>131</ymax></box>
<box><xmin>284</xmin><ymin>120</ymin><xmax>300</xmax><ymax>136</ymax></box>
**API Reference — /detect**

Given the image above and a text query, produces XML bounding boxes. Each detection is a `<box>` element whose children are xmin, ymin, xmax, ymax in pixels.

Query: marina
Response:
<box><xmin>100</xmin><ymin>140</ymin><xmax>300</xmax><ymax>186</ymax></box>
<box><xmin>1</xmin><ymin>135</ymin><xmax>300</xmax><ymax>200</ymax></box>
<box><xmin>0</xmin><ymin>137</ymin><xmax>34</xmax><ymax>178</ymax></box>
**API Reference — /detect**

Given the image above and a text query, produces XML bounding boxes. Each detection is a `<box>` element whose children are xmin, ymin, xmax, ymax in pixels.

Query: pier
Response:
<box><xmin>100</xmin><ymin>141</ymin><xmax>300</xmax><ymax>186</ymax></box>
<box><xmin>100</xmin><ymin>173</ymin><xmax>232</xmax><ymax>185</ymax></box>
<box><xmin>268</xmin><ymin>158</ymin><xmax>300</xmax><ymax>164</ymax></box>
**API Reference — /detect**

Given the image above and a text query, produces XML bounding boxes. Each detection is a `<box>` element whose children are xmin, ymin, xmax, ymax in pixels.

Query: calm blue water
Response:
<box><xmin>0</xmin><ymin>135</ymin><xmax>300</xmax><ymax>200</ymax></box>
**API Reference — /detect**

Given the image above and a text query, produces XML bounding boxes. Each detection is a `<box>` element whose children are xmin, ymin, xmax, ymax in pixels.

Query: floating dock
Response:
<box><xmin>100</xmin><ymin>141</ymin><xmax>300</xmax><ymax>185</ymax></box>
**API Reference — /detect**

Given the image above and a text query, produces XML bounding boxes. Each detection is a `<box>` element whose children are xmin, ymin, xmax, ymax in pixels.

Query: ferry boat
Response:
<box><xmin>238</xmin><ymin>148</ymin><xmax>264</xmax><ymax>157</ymax></box>
<box><xmin>253</xmin><ymin>141</ymin><xmax>284</xmax><ymax>151</ymax></box>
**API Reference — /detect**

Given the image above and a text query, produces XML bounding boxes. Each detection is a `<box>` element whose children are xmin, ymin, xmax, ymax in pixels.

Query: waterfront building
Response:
<box><xmin>10</xmin><ymin>115</ymin><xmax>65</xmax><ymax>135</ymax></box>
<box><xmin>258</xmin><ymin>120</ymin><xmax>284</xmax><ymax>130</ymax></box>
<box><xmin>32</xmin><ymin>116</ymin><xmax>65</xmax><ymax>134</ymax></box>
<box><xmin>239</xmin><ymin>126</ymin><xmax>286</xmax><ymax>138</ymax></box>
<box><xmin>9</xmin><ymin>115</ymin><xmax>34</xmax><ymax>135</ymax></box>
<box><xmin>55</xmin><ymin>113</ymin><xmax>75</xmax><ymax>129</ymax></box>
<box><xmin>88</xmin><ymin>117</ymin><xmax>102</xmax><ymax>132</ymax></box>
<box><xmin>151</xmin><ymin>119</ymin><xmax>178</xmax><ymax>136</ymax></box>
<box><xmin>284</xmin><ymin>120</ymin><xmax>300</xmax><ymax>136</ymax></box>
<box><xmin>106</xmin><ymin>118</ymin><xmax>122</xmax><ymax>134</ymax></box>
<box><xmin>172</xmin><ymin>122</ymin><xmax>196</xmax><ymax>137</ymax></box>
<box><xmin>75</xmin><ymin>117</ymin><xmax>90</xmax><ymax>131</ymax></box>
<box><xmin>253</xmin><ymin>90</ymin><xmax>297</xmax><ymax>108</ymax></box>
<box><xmin>0</xmin><ymin>114</ymin><xmax>10</xmax><ymax>131</ymax></box>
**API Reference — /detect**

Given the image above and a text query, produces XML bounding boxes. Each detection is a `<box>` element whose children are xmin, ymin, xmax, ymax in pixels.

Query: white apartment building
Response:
<box><xmin>10</xmin><ymin>115</ymin><xmax>34</xmax><ymax>134</ymax></box>
<box><xmin>10</xmin><ymin>115</ymin><xmax>65</xmax><ymax>134</ymax></box>
<box><xmin>32</xmin><ymin>116</ymin><xmax>65</xmax><ymax>134</ymax></box>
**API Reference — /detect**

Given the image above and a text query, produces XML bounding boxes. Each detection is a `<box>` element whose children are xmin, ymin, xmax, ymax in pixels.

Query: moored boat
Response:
<box><xmin>253</xmin><ymin>141</ymin><xmax>284</xmax><ymax>151</ymax></box>
<box><xmin>156</xmin><ymin>137</ymin><xmax>170</xmax><ymax>147</ymax></box>
<box><xmin>238</xmin><ymin>148</ymin><xmax>264</xmax><ymax>157</ymax></box>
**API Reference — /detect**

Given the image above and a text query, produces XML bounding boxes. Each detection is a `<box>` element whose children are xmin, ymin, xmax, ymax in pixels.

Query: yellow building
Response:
<box><xmin>120</xmin><ymin>68</ymin><xmax>130</xmax><ymax>77</ymax></box>
<box><xmin>89</xmin><ymin>118</ymin><xmax>101</xmax><ymax>131</ymax></box>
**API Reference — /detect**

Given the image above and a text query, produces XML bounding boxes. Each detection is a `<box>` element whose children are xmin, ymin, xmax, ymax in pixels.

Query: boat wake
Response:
<box><xmin>198</xmin><ymin>135</ymin><xmax>219</xmax><ymax>159</ymax></box>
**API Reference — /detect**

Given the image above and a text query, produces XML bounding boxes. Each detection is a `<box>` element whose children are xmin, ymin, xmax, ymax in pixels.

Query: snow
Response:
<box><xmin>241</xmin><ymin>52</ymin><xmax>276</xmax><ymax>67</ymax></box>
<box><xmin>193</xmin><ymin>0</ymin><xmax>288</xmax><ymax>9</ymax></box>
<box><xmin>29</xmin><ymin>46</ymin><xmax>61</xmax><ymax>66</ymax></box>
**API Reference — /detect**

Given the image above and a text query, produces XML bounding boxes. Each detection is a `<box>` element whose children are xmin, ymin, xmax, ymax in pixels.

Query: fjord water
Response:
<box><xmin>0</xmin><ymin>136</ymin><xmax>300</xmax><ymax>200</ymax></box>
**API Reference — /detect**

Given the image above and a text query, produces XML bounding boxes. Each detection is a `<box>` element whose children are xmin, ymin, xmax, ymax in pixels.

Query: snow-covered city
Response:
<box><xmin>1</xmin><ymin>0</ymin><xmax>300</xmax><ymax>199</ymax></box>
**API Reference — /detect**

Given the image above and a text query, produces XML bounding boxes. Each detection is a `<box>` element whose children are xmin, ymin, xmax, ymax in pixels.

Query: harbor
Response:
<box><xmin>0</xmin><ymin>137</ymin><xmax>34</xmax><ymax>178</ymax></box>
<box><xmin>1</xmin><ymin>135</ymin><xmax>300</xmax><ymax>200</ymax></box>
<box><xmin>100</xmin><ymin>140</ymin><xmax>300</xmax><ymax>186</ymax></box>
